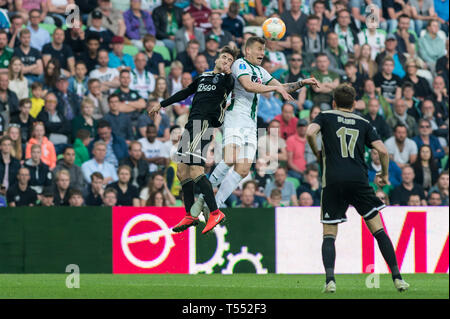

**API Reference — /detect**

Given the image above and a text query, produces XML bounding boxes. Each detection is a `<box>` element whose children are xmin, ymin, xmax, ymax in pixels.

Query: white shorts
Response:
<box><xmin>223</xmin><ymin>114</ymin><xmax>257</xmax><ymax>160</ymax></box>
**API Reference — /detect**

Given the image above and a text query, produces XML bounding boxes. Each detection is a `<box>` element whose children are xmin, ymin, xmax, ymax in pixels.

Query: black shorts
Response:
<box><xmin>175</xmin><ymin>119</ymin><xmax>214</xmax><ymax>167</ymax></box>
<box><xmin>320</xmin><ymin>182</ymin><xmax>385</xmax><ymax>224</ymax></box>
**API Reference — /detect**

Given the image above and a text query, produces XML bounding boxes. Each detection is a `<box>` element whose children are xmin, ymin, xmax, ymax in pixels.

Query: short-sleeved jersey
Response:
<box><xmin>227</xmin><ymin>58</ymin><xmax>274</xmax><ymax>123</ymax></box>
<box><xmin>313</xmin><ymin>110</ymin><xmax>381</xmax><ymax>187</ymax></box>
<box><xmin>161</xmin><ymin>71</ymin><xmax>234</xmax><ymax>127</ymax></box>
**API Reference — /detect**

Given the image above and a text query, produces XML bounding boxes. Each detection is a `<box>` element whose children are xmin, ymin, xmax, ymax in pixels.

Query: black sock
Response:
<box><xmin>322</xmin><ymin>236</ymin><xmax>336</xmax><ymax>284</ymax></box>
<box><xmin>373</xmin><ymin>229</ymin><xmax>402</xmax><ymax>281</ymax></box>
<box><xmin>181</xmin><ymin>179</ymin><xmax>195</xmax><ymax>216</ymax></box>
<box><xmin>194</xmin><ymin>174</ymin><xmax>218</xmax><ymax>212</ymax></box>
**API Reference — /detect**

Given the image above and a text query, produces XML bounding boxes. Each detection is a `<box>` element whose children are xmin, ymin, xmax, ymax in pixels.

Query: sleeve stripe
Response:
<box><xmin>237</xmin><ymin>73</ymin><xmax>250</xmax><ymax>79</ymax></box>
<box><xmin>265</xmin><ymin>77</ymin><xmax>274</xmax><ymax>85</ymax></box>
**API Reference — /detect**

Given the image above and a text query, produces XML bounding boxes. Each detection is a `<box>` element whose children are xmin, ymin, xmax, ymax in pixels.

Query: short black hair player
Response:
<box><xmin>149</xmin><ymin>46</ymin><xmax>238</xmax><ymax>234</ymax></box>
<box><xmin>306</xmin><ymin>84</ymin><xmax>409</xmax><ymax>293</ymax></box>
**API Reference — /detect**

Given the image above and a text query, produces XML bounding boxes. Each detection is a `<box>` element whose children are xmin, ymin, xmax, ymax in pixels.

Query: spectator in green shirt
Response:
<box><xmin>73</xmin><ymin>129</ymin><xmax>91</xmax><ymax>167</ymax></box>
<box><xmin>310</xmin><ymin>53</ymin><xmax>340</xmax><ymax>110</ymax></box>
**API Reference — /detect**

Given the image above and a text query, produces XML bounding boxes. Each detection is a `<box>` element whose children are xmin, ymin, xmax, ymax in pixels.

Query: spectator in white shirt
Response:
<box><xmin>138</xmin><ymin>124</ymin><xmax>170</xmax><ymax>172</ymax></box>
<box><xmin>81</xmin><ymin>140</ymin><xmax>118</xmax><ymax>185</ymax></box>
<box><xmin>385</xmin><ymin>123</ymin><xmax>418</xmax><ymax>169</ymax></box>
<box><xmin>130</xmin><ymin>52</ymin><xmax>155</xmax><ymax>100</ymax></box>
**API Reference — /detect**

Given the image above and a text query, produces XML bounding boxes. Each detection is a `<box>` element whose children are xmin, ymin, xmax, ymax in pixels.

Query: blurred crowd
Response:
<box><xmin>0</xmin><ymin>0</ymin><xmax>448</xmax><ymax>209</ymax></box>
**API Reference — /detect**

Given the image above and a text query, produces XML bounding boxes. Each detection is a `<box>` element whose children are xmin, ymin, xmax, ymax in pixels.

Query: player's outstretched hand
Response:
<box><xmin>148</xmin><ymin>103</ymin><xmax>161</xmax><ymax>120</ymax></box>
<box><xmin>276</xmin><ymin>86</ymin><xmax>294</xmax><ymax>101</ymax></box>
<box><xmin>302</xmin><ymin>77</ymin><xmax>320</xmax><ymax>88</ymax></box>
<box><xmin>375</xmin><ymin>173</ymin><xmax>389</xmax><ymax>188</ymax></box>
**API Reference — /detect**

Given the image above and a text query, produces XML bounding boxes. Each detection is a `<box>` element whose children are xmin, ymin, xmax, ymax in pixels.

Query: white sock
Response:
<box><xmin>215</xmin><ymin>170</ymin><xmax>243</xmax><ymax>208</ymax></box>
<box><xmin>209</xmin><ymin>160</ymin><xmax>232</xmax><ymax>187</ymax></box>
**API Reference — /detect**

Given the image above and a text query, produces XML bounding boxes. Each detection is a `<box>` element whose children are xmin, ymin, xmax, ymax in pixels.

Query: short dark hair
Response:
<box><xmin>31</xmin><ymin>81</ymin><xmax>43</xmax><ymax>90</ymax></box>
<box><xmin>219</xmin><ymin>45</ymin><xmax>239</xmax><ymax>61</ymax></box>
<box><xmin>245</xmin><ymin>36</ymin><xmax>266</xmax><ymax>49</ymax></box>
<box><xmin>108</xmin><ymin>93</ymin><xmax>121</xmax><ymax>102</ymax></box>
<box><xmin>68</xmin><ymin>188</ymin><xmax>83</xmax><ymax>199</ymax></box>
<box><xmin>333</xmin><ymin>84</ymin><xmax>356</xmax><ymax>109</ymax></box>
<box><xmin>394</xmin><ymin>123</ymin><xmax>407</xmax><ymax>132</ymax></box>
<box><xmin>19</xmin><ymin>98</ymin><xmax>31</xmax><ymax>108</ymax></box>
<box><xmin>91</xmin><ymin>172</ymin><xmax>104</xmax><ymax>181</ymax></box>
<box><xmin>307</xmin><ymin>14</ymin><xmax>320</xmax><ymax>22</ymax></box>
<box><xmin>76</xmin><ymin>129</ymin><xmax>91</xmax><ymax>141</ymax></box>
<box><xmin>97</xmin><ymin>119</ymin><xmax>112</xmax><ymax>130</ymax></box>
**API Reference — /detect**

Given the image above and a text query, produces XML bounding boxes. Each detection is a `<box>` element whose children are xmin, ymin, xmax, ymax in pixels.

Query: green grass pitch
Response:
<box><xmin>0</xmin><ymin>274</ymin><xmax>447</xmax><ymax>299</ymax></box>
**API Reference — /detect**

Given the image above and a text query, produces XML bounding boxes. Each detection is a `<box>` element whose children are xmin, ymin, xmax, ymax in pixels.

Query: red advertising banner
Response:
<box><xmin>113</xmin><ymin>207</ymin><xmax>190</xmax><ymax>274</ymax></box>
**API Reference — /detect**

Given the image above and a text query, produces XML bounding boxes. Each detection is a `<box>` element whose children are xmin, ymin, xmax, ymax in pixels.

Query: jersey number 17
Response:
<box><xmin>336</xmin><ymin>127</ymin><xmax>360</xmax><ymax>158</ymax></box>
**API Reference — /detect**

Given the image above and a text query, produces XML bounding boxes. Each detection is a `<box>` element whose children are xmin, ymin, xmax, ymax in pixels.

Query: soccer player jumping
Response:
<box><xmin>149</xmin><ymin>46</ymin><xmax>238</xmax><ymax>234</ymax></box>
<box><xmin>306</xmin><ymin>84</ymin><xmax>409</xmax><ymax>293</ymax></box>
<box><xmin>191</xmin><ymin>36</ymin><xmax>319</xmax><ymax>220</ymax></box>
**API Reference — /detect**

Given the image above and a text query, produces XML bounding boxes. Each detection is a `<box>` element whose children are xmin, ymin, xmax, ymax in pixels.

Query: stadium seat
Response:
<box><xmin>123</xmin><ymin>45</ymin><xmax>139</xmax><ymax>57</ymax></box>
<box><xmin>286</xmin><ymin>176</ymin><xmax>300</xmax><ymax>190</ymax></box>
<box><xmin>153</xmin><ymin>45</ymin><xmax>172</xmax><ymax>62</ymax></box>
<box><xmin>441</xmin><ymin>155</ymin><xmax>448</xmax><ymax>169</ymax></box>
<box><xmin>299</xmin><ymin>110</ymin><xmax>310</xmax><ymax>119</ymax></box>
<box><xmin>39</xmin><ymin>23</ymin><xmax>56</xmax><ymax>35</ymax></box>
<box><xmin>175</xmin><ymin>199</ymin><xmax>183</xmax><ymax>207</ymax></box>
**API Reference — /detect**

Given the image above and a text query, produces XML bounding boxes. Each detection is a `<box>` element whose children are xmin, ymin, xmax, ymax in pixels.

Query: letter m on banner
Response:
<box><xmin>362</xmin><ymin>211</ymin><xmax>427</xmax><ymax>273</ymax></box>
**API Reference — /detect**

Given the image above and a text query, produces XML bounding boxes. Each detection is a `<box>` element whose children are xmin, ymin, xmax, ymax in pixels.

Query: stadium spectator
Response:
<box><xmin>175</xmin><ymin>11</ymin><xmax>206</xmax><ymax>54</ymax></box>
<box><xmin>130</xmin><ymin>52</ymin><xmax>156</xmax><ymax>100</ymax></box>
<box><xmin>409</xmin><ymin>0</ymin><xmax>438</xmax><ymax>36</ymax></box>
<box><xmin>73</xmin><ymin>129</ymin><xmax>91</xmax><ymax>167</ymax></box>
<box><xmin>0</xmin><ymin>73</ymin><xmax>19</xmax><ymax>127</ymax></box>
<box><xmin>42</xmin><ymin>28</ymin><xmax>75</xmax><ymax>78</ymax></box>
<box><xmin>323</xmin><ymin>31</ymin><xmax>347</xmax><ymax>77</ymax></box>
<box><xmin>298</xmin><ymin>191</ymin><xmax>314</xmax><ymax>206</ymax></box>
<box><xmin>402</xmin><ymin>82</ymin><xmax>423</xmax><ymax>121</ymax></box>
<box><xmin>394</xmin><ymin>14</ymin><xmax>417</xmax><ymax>57</ymax></box>
<box><xmin>356</xmin><ymin>44</ymin><xmax>378</xmax><ymax>79</ymax></box>
<box><xmin>53</xmin><ymin>75</ymin><xmax>81</xmax><ymax>122</ymax></box>
<box><xmin>53</xmin><ymin>169</ymin><xmax>72</xmax><ymax>206</ymax></box>
<box><xmin>0</xmin><ymin>136</ymin><xmax>21</xmax><ymax>190</ymax></box>
<box><xmin>23</xmin><ymin>144</ymin><xmax>52</xmax><ymax>194</ymax></box>
<box><xmin>14</xmin><ymin>29</ymin><xmax>43</xmax><ymax>85</ymax></box>
<box><xmin>267</xmin><ymin>188</ymin><xmax>283</xmax><ymax>207</ymax></box>
<box><xmin>123</xmin><ymin>0</ymin><xmax>156</xmax><ymax>50</ymax></box>
<box><xmin>186</xmin><ymin>0</ymin><xmax>212</xmax><ymax>32</ymax></box>
<box><xmin>429</xmin><ymin>75</ymin><xmax>449</xmax><ymax>121</ymax></box>
<box><xmin>281</xmin><ymin>52</ymin><xmax>310</xmax><ymax>104</ymax></box>
<box><xmin>435</xmin><ymin>39</ymin><xmax>448</xmax><ymax>87</ymax></box>
<box><xmin>302</xmin><ymin>15</ymin><xmax>326</xmax><ymax>56</ymax></box>
<box><xmin>363</xmin><ymin>99</ymin><xmax>392</xmax><ymax>141</ymax></box>
<box><xmin>286</xmin><ymin>119</ymin><xmax>308</xmax><ymax>179</ymax></box>
<box><xmin>360</xmin><ymin>79</ymin><xmax>392</xmax><ymax>120</ymax></box>
<box><xmin>412</xmin><ymin>144</ymin><xmax>440</xmax><ymax>192</ymax></box>
<box><xmin>151</xmin><ymin>0</ymin><xmax>183</xmax><ymax>53</ymax></box>
<box><xmin>413</xmin><ymin>118</ymin><xmax>446</xmax><ymax>161</ymax></box>
<box><xmin>63</xmin><ymin>17</ymin><xmax>86</xmax><ymax>60</ymax></box>
<box><xmin>264</xmin><ymin>167</ymin><xmax>298</xmax><ymax>206</ymax></box>
<box><xmin>10</xmin><ymin>99</ymin><xmax>34</xmax><ymax>144</ymax></box>
<box><xmin>375</xmin><ymin>189</ymin><xmax>390</xmax><ymax>206</ymax></box>
<box><xmin>119</xmin><ymin>141</ymin><xmax>151</xmax><ymax>191</ymax></box>
<box><xmin>310</xmin><ymin>53</ymin><xmax>339</xmax><ymax>110</ymax></box>
<box><xmin>357</xmin><ymin>24</ymin><xmax>386</xmax><ymax>61</ymax></box>
<box><xmin>258</xmin><ymin>91</ymin><xmax>283</xmax><ymax>124</ymax></box>
<box><xmin>420</xmin><ymin>99</ymin><xmax>449</xmax><ymax>149</ymax></box>
<box><xmin>86</xmin><ymin>79</ymin><xmax>110</xmax><ymax>120</ymax></box>
<box><xmin>221</xmin><ymin>2</ymin><xmax>244</xmax><ymax>46</ymax></box>
<box><xmin>274</xmin><ymin>103</ymin><xmax>299</xmax><ymax>140</ymax></box>
<box><xmin>367</xmin><ymin>148</ymin><xmax>402</xmax><ymax>188</ymax></box>
<box><xmin>68</xmin><ymin>61</ymin><xmax>89</xmax><ymax>99</ymax></box>
<box><xmin>108</xmin><ymin>36</ymin><xmax>135</xmax><ymax>70</ymax></box>
<box><xmin>25</xmin><ymin>121</ymin><xmax>57</xmax><ymax>170</ymax></box>
<box><xmin>374</xmin><ymin>57</ymin><xmax>403</xmax><ymax>106</ymax></box>
<box><xmin>71</xmin><ymin>97</ymin><xmax>97</xmax><ymax>141</ymax></box>
<box><xmin>281</xmin><ymin>0</ymin><xmax>307</xmax><ymax>38</ymax></box>
<box><xmin>102</xmin><ymin>94</ymin><xmax>134</xmax><ymax>143</ymax></box>
<box><xmin>146</xmin><ymin>189</ymin><xmax>166</xmax><ymax>206</ymax></box>
<box><xmin>304</xmin><ymin>105</ymin><xmax>322</xmax><ymax>165</ymax></box>
<box><xmin>26</xmin><ymin>9</ymin><xmax>51</xmax><ymax>52</ymax></box>
<box><xmin>102</xmin><ymin>187</ymin><xmax>118</xmax><ymax>206</ymax></box>
<box><xmin>139</xmin><ymin>172</ymin><xmax>175</xmax><ymax>206</ymax></box>
<box><xmin>296</xmin><ymin>164</ymin><xmax>321</xmax><ymax>206</ymax></box>
<box><xmin>89</xmin><ymin>50</ymin><xmax>120</xmax><ymax>94</ymax></box>
<box><xmin>5</xmin><ymin>124</ymin><xmax>23</xmax><ymax>160</ymax></box>
<box><xmin>237</xmin><ymin>188</ymin><xmax>258</xmax><ymax>208</ymax></box>
<box><xmin>85</xmin><ymin>172</ymin><xmax>105</xmax><ymax>206</ymax></box>
<box><xmin>138</xmin><ymin>124</ymin><xmax>170</xmax><ymax>173</ymax></box>
<box><xmin>167</xmin><ymin>61</ymin><xmax>183</xmax><ymax>96</ymax></box>
<box><xmin>427</xmin><ymin>191</ymin><xmax>443</xmax><ymax>206</ymax></box>
<box><xmin>7</xmin><ymin>59</ymin><xmax>27</xmax><ymax>102</ymax></box>
<box><xmin>88</xmin><ymin>0</ymin><xmax>126</xmax><ymax>37</ymax></box>
<box><xmin>418</xmin><ymin>19</ymin><xmax>446</xmax><ymax>72</ymax></box>
<box><xmin>141</xmin><ymin>34</ymin><xmax>165</xmax><ymax>78</ymax></box>
<box><xmin>375</xmin><ymin>35</ymin><xmax>407</xmax><ymax>79</ymax></box>
<box><xmin>77</xmin><ymin>35</ymin><xmax>101</xmax><ymax>74</ymax></box>
<box><xmin>29</xmin><ymin>84</ymin><xmax>46</xmax><ymax>116</ymax></box>
<box><xmin>6</xmin><ymin>167</ymin><xmax>37</xmax><ymax>207</ymax></box>
<box><xmin>285</xmin><ymin>33</ymin><xmax>315</xmax><ymax>73</ymax></box>
<box><xmin>109</xmin><ymin>164</ymin><xmax>140</xmax><ymax>206</ymax></box>
<box><xmin>82</xmin><ymin>140</ymin><xmax>118</xmax><ymax>185</ymax></box>
<box><xmin>257</xmin><ymin>120</ymin><xmax>287</xmax><ymax>174</ymax></box>
<box><xmin>175</xmin><ymin>39</ymin><xmax>200</xmax><ymax>74</ymax></box>
<box><xmin>138</xmin><ymin>99</ymin><xmax>170</xmax><ymax>140</ymax></box>
<box><xmin>333</xmin><ymin>9</ymin><xmax>359</xmax><ymax>57</ymax></box>
<box><xmin>385</xmin><ymin>124</ymin><xmax>418</xmax><ymax>169</ymax></box>
<box><xmin>387</xmin><ymin>99</ymin><xmax>418</xmax><ymax>138</ymax></box>
<box><xmin>429</xmin><ymin>170</ymin><xmax>449</xmax><ymax>205</ymax></box>
<box><xmin>53</xmin><ymin>146</ymin><xmax>85</xmax><ymax>192</ymax></box>
<box><xmin>68</xmin><ymin>189</ymin><xmax>85</xmax><ymax>207</ymax></box>
<box><xmin>162</xmin><ymin>124</ymin><xmax>181</xmax><ymax>157</ymax></box>
<box><xmin>113</xmin><ymin>69</ymin><xmax>146</xmax><ymax>124</ymax></box>
<box><xmin>340</xmin><ymin>61</ymin><xmax>366</xmax><ymax>101</ymax></box>
<box><xmin>408</xmin><ymin>193</ymin><xmax>422</xmax><ymax>206</ymax></box>
<box><xmin>403</xmin><ymin>59</ymin><xmax>433</xmax><ymax>100</ymax></box>
<box><xmin>202</xmin><ymin>35</ymin><xmax>220</xmax><ymax>71</ymax></box>
<box><xmin>89</xmin><ymin>119</ymin><xmax>128</xmax><ymax>168</ymax></box>
<box><xmin>390</xmin><ymin>166</ymin><xmax>427</xmax><ymax>206</ymax></box>
<box><xmin>191</xmin><ymin>54</ymin><xmax>209</xmax><ymax>78</ymax></box>
<box><xmin>38</xmin><ymin>187</ymin><xmax>54</xmax><ymax>207</ymax></box>
<box><xmin>36</xmin><ymin>92</ymin><xmax>71</xmax><ymax>151</ymax></box>
<box><xmin>205</xmin><ymin>12</ymin><xmax>234</xmax><ymax>49</ymax></box>
<box><xmin>39</xmin><ymin>58</ymin><xmax>61</xmax><ymax>93</ymax></box>
<box><xmin>383</xmin><ymin>0</ymin><xmax>412</xmax><ymax>34</ymax></box>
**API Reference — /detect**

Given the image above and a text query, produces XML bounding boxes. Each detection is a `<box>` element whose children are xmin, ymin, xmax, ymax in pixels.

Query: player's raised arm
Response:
<box><xmin>268</xmin><ymin>77</ymin><xmax>320</xmax><ymax>93</ymax></box>
<box><xmin>148</xmin><ymin>83</ymin><xmax>197</xmax><ymax>120</ymax></box>
<box><xmin>238</xmin><ymin>74</ymin><xmax>294</xmax><ymax>101</ymax></box>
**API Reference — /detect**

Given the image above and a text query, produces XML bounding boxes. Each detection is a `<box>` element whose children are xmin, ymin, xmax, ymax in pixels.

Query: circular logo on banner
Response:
<box><xmin>121</xmin><ymin>213</ymin><xmax>175</xmax><ymax>268</ymax></box>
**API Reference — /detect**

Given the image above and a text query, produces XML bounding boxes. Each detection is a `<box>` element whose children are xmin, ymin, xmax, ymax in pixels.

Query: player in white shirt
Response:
<box><xmin>191</xmin><ymin>36</ymin><xmax>319</xmax><ymax>218</ymax></box>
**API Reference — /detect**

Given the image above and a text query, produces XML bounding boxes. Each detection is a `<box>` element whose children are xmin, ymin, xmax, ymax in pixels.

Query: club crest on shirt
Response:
<box><xmin>239</xmin><ymin>63</ymin><xmax>247</xmax><ymax>70</ymax></box>
<box><xmin>213</xmin><ymin>75</ymin><xmax>219</xmax><ymax>84</ymax></box>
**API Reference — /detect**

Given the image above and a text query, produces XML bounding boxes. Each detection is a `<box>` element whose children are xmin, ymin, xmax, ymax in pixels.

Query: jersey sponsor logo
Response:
<box><xmin>197</xmin><ymin>84</ymin><xmax>217</xmax><ymax>92</ymax></box>
<box><xmin>251</xmin><ymin>75</ymin><xmax>262</xmax><ymax>84</ymax></box>
<box><xmin>239</xmin><ymin>63</ymin><xmax>247</xmax><ymax>70</ymax></box>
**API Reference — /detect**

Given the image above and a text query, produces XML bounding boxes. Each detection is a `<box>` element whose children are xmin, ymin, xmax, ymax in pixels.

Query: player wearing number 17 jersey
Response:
<box><xmin>306</xmin><ymin>84</ymin><xmax>409</xmax><ymax>293</ymax></box>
